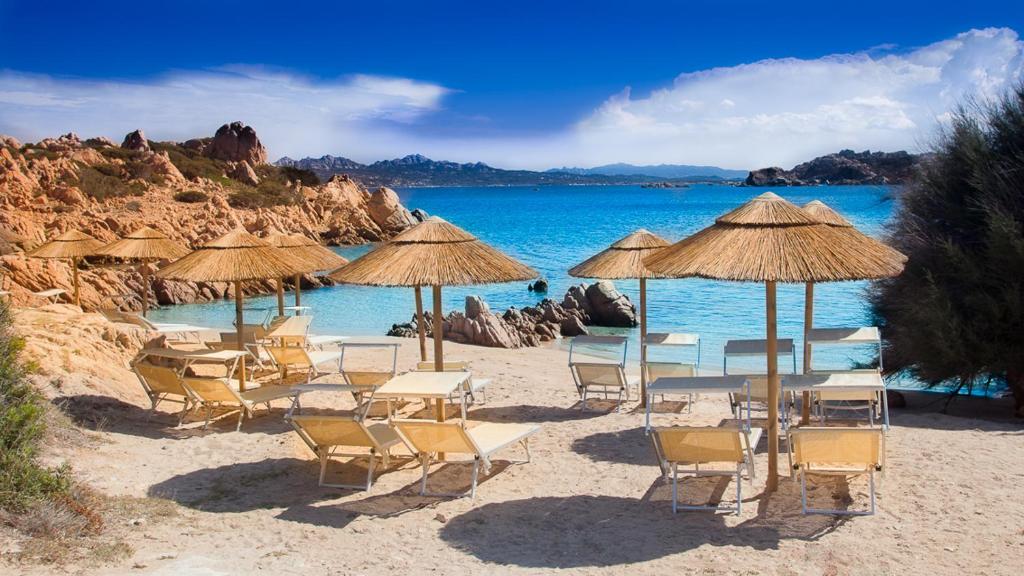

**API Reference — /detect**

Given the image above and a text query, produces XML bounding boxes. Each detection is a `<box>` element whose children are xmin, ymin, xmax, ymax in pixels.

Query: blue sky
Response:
<box><xmin>1</xmin><ymin>1</ymin><xmax>1022</xmax><ymax>168</ymax></box>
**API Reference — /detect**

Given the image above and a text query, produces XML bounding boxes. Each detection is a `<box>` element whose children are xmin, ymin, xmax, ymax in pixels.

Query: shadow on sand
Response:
<box><xmin>55</xmin><ymin>394</ymin><xmax>295</xmax><ymax>439</ymax></box>
<box><xmin>570</xmin><ymin>426</ymin><xmax>653</xmax><ymax>465</ymax></box>
<box><xmin>466</xmin><ymin>403</ymin><xmax>609</xmax><ymax>423</ymax></box>
<box><xmin>440</xmin><ymin>486</ymin><xmax>846</xmax><ymax>568</ymax></box>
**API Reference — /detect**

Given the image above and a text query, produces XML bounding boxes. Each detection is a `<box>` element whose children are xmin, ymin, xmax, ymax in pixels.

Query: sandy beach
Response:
<box><xmin>6</xmin><ymin>308</ymin><xmax>1023</xmax><ymax>576</ymax></box>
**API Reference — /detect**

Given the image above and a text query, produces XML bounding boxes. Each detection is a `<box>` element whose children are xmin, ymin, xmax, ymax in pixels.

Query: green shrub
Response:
<box><xmin>870</xmin><ymin>84</ymin><xmax>1024</xmax><ymax>416</ymax></box>
<box><xmin>278</xmin><ymin>166</ymin><xmax>320</xmax><ymax>186</ymax></box>
<box><xmin>172</xmin><ymin>190</ymin><xmax>208</xmax><ymax>203</ymax></box>
<box><xmin>74</xmin><ymin>166</ymin><xmax>146</xmax><ymax>200</ymax></box>
<box><xmin>0</xmin><ymin>303</ymin><xmax>70</xmax><ymax>512</ymax></box>
<box><xmin>97</xmin><ymin>147</ymin><xmax>142</xmax><ymax>162</ymax></box>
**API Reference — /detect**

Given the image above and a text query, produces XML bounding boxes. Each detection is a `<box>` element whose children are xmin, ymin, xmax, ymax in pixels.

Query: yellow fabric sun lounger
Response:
<box><xmin>393</xmin><ymin>419</ymin><xmax>540</xmax><ymax>498</ymax></box>
<box><xmin>290</xmin><ymin>415</ymin><xmax>409</xmax><ymax>491</ymax></box>
<box><xmin>265</xmin><ymin>344</ymin><xmax>342</xmax><ymax>384</ymax></box>
<box><xmin>133</xmin><ymin>361</ymin><xmax>192</xmax><ymax>425</ymax></box>
<box><xmin>181</xmin><ymin>376</ymin><xmax>297</xmax><ymax>431</ymax></box>
<box><xmin>651</xmin><ymin>426</ymin><xmax>762</xmax><ymax>514</ymax></box>
<box><xmin>790</xmin><ymin>427</ymin><xmax>884</xmax><ymax>516</ymax></box>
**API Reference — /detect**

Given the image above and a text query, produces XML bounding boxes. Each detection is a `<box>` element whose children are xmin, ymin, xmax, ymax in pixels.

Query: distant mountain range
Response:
<box><xmin>548</xmin><ymin>163</ymin><xmax>748</xmax><ymax>180</ymax></box>
<box><xmin>275</xmin><ymin>154</ymin><xmax>746</xmax><ymax>187</ymax></box>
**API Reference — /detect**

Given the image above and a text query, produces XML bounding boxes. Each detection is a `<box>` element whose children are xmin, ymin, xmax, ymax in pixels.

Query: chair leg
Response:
<box><xmin>236</xmin><ymin>408</ymin><xmax>245</xmax><ymax>431</ymax></box>
<box><xmin>672</xmin><ymin>463</ymin><xmax>679</xmax><ymax>514</ymax></box>
<box><xmin>800</xmin><ymin>470</ymin><xmax>809</xmax><ymax>515</ymax></box>
<box><xmin>580</xmin><ymin>389</ymin><xmax>588</xmax><ymax>412</ymax></box>
<box><xmin>318</xmin><ymin>450</ymin><xmax>329</xmax><ymax>486</ymax></box>
<box><xmin>203</xmin><ymin>405</ymin><xmax>214</xmax><ymax>430</ymax></box>
<box><xmin>419</xmin><ymin>453</ymin><xmax>432</xmax><ymax>496</ymax></box>
<box><xmin>869</xmin><ymin>469</ymin><xmax>877</xmax><ymax>515</ymax></box>
<box><xmin>521</xmin><ymin>439</ymin><xmax>532</xmax><ymax>463</ymax></box>
<box><xmin>469</xmin><ymin>457</ymin><xmax>480</xmax><ymax>499</ymax></box>
<box><xmin>365</xmin><ymin>450</ymin><xmax>377</xmax><ymax>491</ymax></box>
<box><xmin>735</xmin><ymin>464</ymin><xmax>743</xmax><ymax>515</ymax></box>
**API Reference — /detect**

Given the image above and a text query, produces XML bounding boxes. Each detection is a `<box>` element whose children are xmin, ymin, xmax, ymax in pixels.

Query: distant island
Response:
<box><xmin>275</xmin><ymin>154</ymin><xmax>744</xmax><ymax>188</ymax></box>
<box><xmin>745</xmin><ymin>149</ymin><xmax>922</xmax><ymax>186</ymax></box>
<box><xmin>548</xmin><ymin>162</ymin><xmax>748</xmax><ymax>180</ymax></box>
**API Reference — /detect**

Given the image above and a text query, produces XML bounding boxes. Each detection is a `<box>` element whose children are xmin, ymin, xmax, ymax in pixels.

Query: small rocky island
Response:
<box><xmin>745</xmin><ymin>149</ymin><xmax>922</xmax><ymax>186</ymax></box>
<box><xmin>388</xmin><ymin>280</ymin><xmax>637</xmax><ymax>348</ymax></box>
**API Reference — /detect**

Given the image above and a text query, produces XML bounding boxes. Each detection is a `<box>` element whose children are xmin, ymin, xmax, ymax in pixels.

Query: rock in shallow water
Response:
<box><xmin>386</xmin><ymin>281</ymin><xmax>639</xmax><ymax>348</ymax></box>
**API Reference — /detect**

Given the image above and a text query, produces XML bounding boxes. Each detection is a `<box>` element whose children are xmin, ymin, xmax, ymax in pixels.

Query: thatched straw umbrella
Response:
<box><xmin>797</xmin><ymin>200</ymin><xmax>907</xmax><ymax>421</ymax></box>
<box><xmin>645</xmin><ymin>192</ymin><xmax>905</xmax><ymax>491</ymax></box>
<box><xmin>265</xmin><ymin>233</ymin><xmax>348</xmax><ymax>316</ymax></box>
<box><xmin>26</xmin><ymin>230</ymin><xmax>105</xmax><ymax>307</ymax></box>
<box><xmin>96</xmin><ymin>226</ymin><xmax>190</xmax><ymax>316</ymax></box>
<box><xmin>329</xmin><ymin>216</ymin><xmax>537</xmax><ymax>377</ymax></box>
<box><xmin>569</xmin><ymin>229</ymin><xmax>670</xmax><ymax>407</ymax></box>
<box><xmin>156</xmin><ymin>229</ymin><xmax>307</xmax><ymax>390</ymax></box>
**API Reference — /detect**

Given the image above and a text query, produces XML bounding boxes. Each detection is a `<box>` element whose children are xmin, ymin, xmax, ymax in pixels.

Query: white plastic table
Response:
<box><xmin>376</xmin><ymin>370</ymin><xmax>472</xmax><ymax>422</ymax></box>
<box><xmin>135</xmin><ymin>348</ymin><xmax>252</xmax><ymax>390</ymax></box>
<box><xmin>645</xmin><ymin>375</ymin><xmax>751</xmax><ymax>433</ymax></box>
<box><xmin>782</xmin><ymin>371</ymin><xmax>889</xmax><ymax>430</ymax></box>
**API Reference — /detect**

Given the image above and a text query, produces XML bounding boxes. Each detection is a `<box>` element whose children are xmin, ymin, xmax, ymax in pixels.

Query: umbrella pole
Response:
<box><xmin>432</xmin><ymin>284</ymin><xmax>446</xmax><ymax>461</ymax></box>
<box><xmin>235</xmin><ymin>281</ymin><xmax>247</xmax><ymax>391</ymax></box>
<box><xmin>414</xmin><ymin>285</ymin><xmax>427</xmax><ymax>362</ymax></box>
<box><xmin>141</xmin><ymin>263</ymin><xmax>149</xmax><ymax>317</ymax></box>
<box><xmin>71</xmin><ymin>256</ymin><xmax>81</xmax><ymax>307</ymax></box>
<box><xmin>801</xmin><ymin>282</ymin><xmax>814</xmax><ymax>425</ymax></box>
<box><xmin>293</xmin><ymin>273</ymin><xmax>301</xmax><ymax>308</ymax></box>
<box><xmin>639</xmin><ymin>278</ymin><xmax>648</xmax><ymax>408</ymax></box>
<box><xmin>765</xmin><ymin>281</ymin><xmax>779</xmax><ymax>492</ymax></box>
<box><xmin>276</xmin><ymin>278</ymin><xmax>285</xmax><ymax>317</ymax></box>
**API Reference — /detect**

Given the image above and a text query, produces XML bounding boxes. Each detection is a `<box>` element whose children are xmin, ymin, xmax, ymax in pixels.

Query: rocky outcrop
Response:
<box><xmin>227</xmin><ymin>161</ymin><xmax>260</xmax><ymax>186</ymax></box>
<box><xmin>0</xmin><ymin>125</ymin><xmax>417</xmax><ymax>311</ymax></box>
<box><xmin>387</xmin><ymin>282</ymin><xmax>637</xmax><ymax>348</ymax></box>
<box><xmin>14</xmin><ymin>304</ymin><xmax>151</xmax><ymax>403</ymax></box>
<box><xmin>367</xmin><ymin>187</ymin><xmax>417</xmax><ymax>233</ymax></box>
<box><xmin>206</xmin><ymin>121</ymin><xmax>267</xmax><ymax>165</ymax></box>
<box><xmin>746</xmin><ymin>149</ymin><xmax>921</xmax><ymax>186</ymax></box>
<box><xmin>121</xmin><ymin>129</ymin><xmax>150</xmax><ymax>152</ymax></box>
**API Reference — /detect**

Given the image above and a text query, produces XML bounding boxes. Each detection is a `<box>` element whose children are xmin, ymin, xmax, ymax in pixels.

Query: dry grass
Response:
<box><xmin>95</xmin><ymin>225</ymin><xmax>190</xmax><ymax>260</ymax></box>
<box><xmin>1</xmin><ymin>487</ymin><xmax>178</xmax><ymax>567</ymax></box>
<box><xmin>569</xmin><ymin>229</ymin><xmax>670</xmax><ymax>279</ymax></box>
<box><xmin>644</xmin><ymin>192</ymin><xmax>907</xmax><ymax>282</ymax></box>
<box><xmin>329</xmin><ymin>217</ymin><xmax>537</xmax><ymax>287</ymax></box>
<box><xmin>156</xmin><ymin>229</ymin><xmax>307</xmax><ymax>282</ymax></box>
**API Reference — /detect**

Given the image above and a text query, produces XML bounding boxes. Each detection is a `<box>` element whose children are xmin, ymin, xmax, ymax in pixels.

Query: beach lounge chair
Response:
<box><xmin>290</xmin><ymin>415</ymin><xmax>408</xmax><ymax>490</ymax></box>
<box><xmin>32</xmin><ymin>288</ymin><xmax>65</xmax><ymax>304</ymax></box>
<box><xmin>393</xmin><ymin>419</ymin><xmax>539</xmax><ymax>498</ymax></box>
<box><xmin>651</xmin><ymin>426</ymin><xmax>762</xmax><ymax>514</ymax></box>
<box><xmin>790</xmin><ymin>427</ymin><xmax>884</xmax><ymax>516</ymax></box>
<box><xmin>133</xmin><ymin>361</ymin><xmax>192</xmax><ymax>425</ymax></box>
<box><xmin>810</xmin><ymin>370</ymin><xmax>884</xmax><ymax>426</ymax></box>
<box><xmin>265</xmin><ymin>344</ymin><xmax>342</xmax><ymax>384</ymax></box>
<box><xmin>568</xmin><ymin>335</ymin><xmax>637</xmax><ymax>412</ymax></box>
<box><xmin>416</xmin><ymin>361</ymin><xmax>491</xmax><ymax>404</ymax></box>
<box><xmin>181</xmin><ymin>376</ymin><xmax>298</xmax><ymax>431</ymax></box>
<box><xmin>644</xmin><ymin>361</ymin><xmax>698</xmax><ymax>412</ymax></box>
<box><xmin>728</xmin><ymin>376</ymin><xmax>796</xmax><ymax>427</ymax></box>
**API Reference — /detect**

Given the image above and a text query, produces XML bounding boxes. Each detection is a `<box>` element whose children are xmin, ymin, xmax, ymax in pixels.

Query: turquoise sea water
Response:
<box><xmin>149</xmin><ymin>184</ymin><xmax>895</xmax><ymax>373</ymax></box>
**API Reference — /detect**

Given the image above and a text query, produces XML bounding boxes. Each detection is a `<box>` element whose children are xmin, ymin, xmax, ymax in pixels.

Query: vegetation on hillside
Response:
<box><xmin>870</xmin><ymin>84</ymin><xmax>1024</xmax><ymax>416</ymax></box>
<box><xmin>0</xmin><ymin>303</ymin><xmax>69</xmax><ymax>511</ymax></box>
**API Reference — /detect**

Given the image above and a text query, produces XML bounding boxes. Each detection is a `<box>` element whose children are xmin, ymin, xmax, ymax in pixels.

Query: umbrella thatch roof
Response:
<box><xmin>328</xmin><ymin>217</ymin><xmax>537</xmax><ymax>287</ymax></box>
<box><xmin>265</xmin><ymin>232</ymin><xmax>348</xmax><ymax>272</ymax></box>
<box><xmin>96</xmin><ymin>226</ymin><xmax>191</xmax><ymax>261</ymax></box>
<box><xmin>569</xmin><ymin>229</ymin><xmax>671</xmax><ymax>279</ymax></box>
<box><xmin>802</xmin><ymin>200</ymin><xmax>908</xmax><ymax>266</ymax></box>
<box><xmin>26</xmin><ymin>229</ymin><xmax>105</xmax><ymax>259</ymax></box>
<box><xmin>644</xmin><ymin>192</ymin><xmax>906</xmax><ymax>283</ymax></box>
<box><xmin>156</xmin><ymin>229</ymin><xmax>307</xmax><ymax>282</ymax></box>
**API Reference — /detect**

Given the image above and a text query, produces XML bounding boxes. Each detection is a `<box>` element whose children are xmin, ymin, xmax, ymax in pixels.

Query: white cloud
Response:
<box><xmin>0</xmin><ymin>27</ymin><xmax>1021</xmax><ymax>169</ymax></box>
<box><xmin>562</xmin><ymin>27</ymin><xmax>1024</xmax><ymax>169</ymax></box>
<box><xmin>0</xmin><ymin>67</ymin><xmax>449</xmax><ymax>161</ymax></box>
